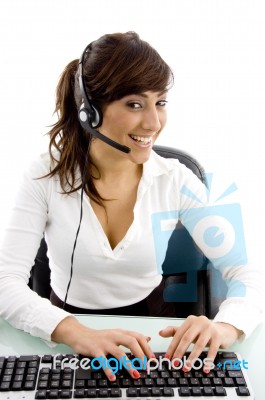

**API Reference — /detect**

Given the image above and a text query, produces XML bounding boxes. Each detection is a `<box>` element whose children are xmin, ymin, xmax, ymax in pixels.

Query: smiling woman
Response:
<box><xmin>0</xmin><ymin>31</ymin><xmax>263</xmax><ymax>383</ymax></box>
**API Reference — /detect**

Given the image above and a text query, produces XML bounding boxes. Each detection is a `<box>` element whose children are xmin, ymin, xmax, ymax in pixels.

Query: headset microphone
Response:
<box><xmin>78</xmin><ymin>107</ymin><xmax>131</xmax><ymax>154</ymax></box>
<box><xmin>78</xmin><ymin>45</ymin><xmax>131</xmax><ymax>154</ymax></box>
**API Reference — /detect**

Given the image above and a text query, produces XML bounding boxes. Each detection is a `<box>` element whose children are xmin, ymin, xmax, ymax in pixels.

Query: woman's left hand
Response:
<box><xmin>159</xmin><ymin>315</ymin><xmax>243</xmax><ymax>372</ymax></box>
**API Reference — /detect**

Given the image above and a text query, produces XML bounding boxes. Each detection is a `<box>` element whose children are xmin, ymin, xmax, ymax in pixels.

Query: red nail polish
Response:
<box><xmin>109</xmin><ymin>374</ymin><xmax>116</xmax><ymax>381</ymax></box>
<box><xmin>182</xmin><ymin>366</ymin><xmax>190</xmax><ymax>372</ymax></box>
<box><xmin>164</xmin><ymin>353</ymin><xmax>170</xmax><ymax>359</ymax></box>
<box><xmin>173</xmin><ymin>359</ymin><xmax>180</xmax><ymax>367</ymax></box>
<box><xmin>133</xmin><ymin>370</ymin><xmax>140</xmax><ymax>379</ymax></box>
<box><xmin>151</xmin><ymin>354</ymin><xmax>157</xmax><ymax>359</ymax></box>
<box><xmin>204</xmin><ymin>369</ymin><xmax>209</xmax><ymax>374</ymax></box>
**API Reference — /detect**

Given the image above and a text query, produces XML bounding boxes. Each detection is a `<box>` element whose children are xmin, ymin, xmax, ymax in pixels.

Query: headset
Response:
<box><xmin>63</xmin><ymin>43</ymin><xmax>132</xmax><ymax>309</ymax></box>
<box><xmin>77</xmin><ymin>43</ymin><xmax>131</xmax><ymax>154</ymax></box>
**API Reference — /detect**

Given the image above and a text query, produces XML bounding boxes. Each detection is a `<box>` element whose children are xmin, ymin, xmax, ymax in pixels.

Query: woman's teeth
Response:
<box><xmin>130</xmin><ymin>135</ymin><xmax>152</xmax><ymax>144</ymax></box>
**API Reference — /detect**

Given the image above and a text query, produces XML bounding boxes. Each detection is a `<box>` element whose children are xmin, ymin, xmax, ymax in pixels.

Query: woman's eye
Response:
<box><xmin>127</xmin><ymin>102</ymin><xmax>142</xmax><ymax>109</ymax></box>
<box><xmin>157</xmin><ymin>100</ymin><xmax>168</xmax><ymax>107</ymax></box>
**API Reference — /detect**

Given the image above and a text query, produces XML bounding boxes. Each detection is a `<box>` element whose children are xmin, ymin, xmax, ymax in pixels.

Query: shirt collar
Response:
<box><xmin>143</xmin><ymin>149</ymin><xmax>178</xmax><ymax>177</ymax></box>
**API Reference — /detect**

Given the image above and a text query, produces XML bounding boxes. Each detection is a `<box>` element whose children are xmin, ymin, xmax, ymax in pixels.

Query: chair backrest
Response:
<box><xmin>30</xmin><ymin>145</ymin><xmax>226</xmax><ymax>318</ymax></box>
<box><xmin>153</xmin><ymin>145</ymin><xmax>226</xmax><ymax>318</ymax></box>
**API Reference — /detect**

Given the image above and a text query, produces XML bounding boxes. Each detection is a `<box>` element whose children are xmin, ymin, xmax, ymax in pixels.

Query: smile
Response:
<box><xmin>129</xmin><ymin>135</ymin><xmax>152</xmax><ymax>144</ymax></box>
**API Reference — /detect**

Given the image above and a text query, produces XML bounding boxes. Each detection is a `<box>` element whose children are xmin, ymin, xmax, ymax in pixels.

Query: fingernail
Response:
<box><xmin>182</xmin><ymin>366</ymin><xmax>190</xmax><ymax>372</ymax></box>
<box><xmin>173</xmin><ymin>359</ymin><xmax>180</xmax><ymax>367</ymax></box>
<box><xmin>151</xmin><ymin>354</ymin><xmax>157</xmax><ymax>359</ymax></box>
<box><xmin>203</xmin><ymin>369</ymin><xmax>209</xmax><ymax>374</ymax></box>
<box><xmin>133</xmin><ymin>370</ymin><xmax>140</xmax><ymax>379</ymax></box>
<box><xmin>146</xmin><ymin>336</ymin><xmax>151</xmax><ymax>342</ymax></box>
<box><xmin>164</xmin><ymin>353</ymin><xmax>170</xmax><ymax>359</ymax></box>
<box><xmin>109</xmin><ymin>374</ymin><xmax>116</xmax><ymax>381</ymax></box>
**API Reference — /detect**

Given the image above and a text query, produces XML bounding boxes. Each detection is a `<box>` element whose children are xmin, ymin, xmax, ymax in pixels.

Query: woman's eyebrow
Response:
<box><xmin>133</xmin><ymin>90</ymin><xmax>168</xmax><ymax>99</ymax></box>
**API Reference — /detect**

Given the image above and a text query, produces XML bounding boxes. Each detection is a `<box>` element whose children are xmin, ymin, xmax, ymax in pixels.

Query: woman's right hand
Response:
<box><xmin>51</xmin><ymin>315</ymin><xmax>153</xmax><ymax>381</ymax></box>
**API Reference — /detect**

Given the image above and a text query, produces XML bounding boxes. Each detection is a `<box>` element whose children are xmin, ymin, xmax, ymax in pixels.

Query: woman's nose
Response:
<box><xmin>141</xmin><ymin>107</ymin><xmax>162</xmax><ymax>133</ymax></box>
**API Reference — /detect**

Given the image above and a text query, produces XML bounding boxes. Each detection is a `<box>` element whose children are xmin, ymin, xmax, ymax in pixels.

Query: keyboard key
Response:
<box><xmin>14</xmin><ymin>374</ymin><xmax>23</xmax><ymax>381</ymax></box>
<box><xmin>156</xmin><ymin>378</ymin><xmax>166</xmax><ymax>386</ymax></box>
<box><xmin>216</xmin><ymin>370</ymin><xmax>226</xmax><ymax>378</ymax></box>
<box><xmin>23</xmin><ymin>380</ymin><xmax>35</xmax><ymax>390</ymax></box>
<box><xmin>0</xmin><ymin>382</ymin><xmax>11</xmax><ymax>391</ymax></box>
<box><xmin>86</xmin><ymin>388</ymin><xmax>97</xmax><ymax>397</ymax></box>
<box><xmin>50</xmin><ymin>380</ymin><xmax>60</xmax><ymax>389</ymax></box>
<box><xmin>121</xmin><ymin>378</ymin><xmax>132</xmax><ymax>387</ymax></box>
<box><xmin>215</xmin><ymin>386</ymin><xmax>227</xmax><ymax>396</ymax></box>
<box><xmin>151</xmin><ymin>387</ymin><xmax>162</xmax><ymax>396</ymax></box>
<box><xmin>75</xmin><ymin>380</ymin><xmax>85</xmax><ymax>388</ymax></box>
<box><xmin>42</xmin><ymin>354</ymin><xmax>54</xmax><ymax>363</ymax></box>
<box><xmin>87</xmin><ymin>379</ymin><xmax>97</xmax><ymax>387</ymax></box>
<box><xmin>236</xmin><ymin>377</ymin><xmax>246</xmax><ymax>386</ymax></box>
<box><xmin>35</xmin><ymin>389</ymin><xmax>47</xmax><ymax>399</ymax></box>
<box><xmin>126</xmin><ymin>387</ymin><xmax>138</xmax><ymax>396</ymax></box>
<box><xmin>109</xmin><ymin>388</ymin><xmax>122</xmax><ymax>397</ymax></box>
<box><xmin>222</xmin><ymin>352</ymin><xmax>237</xmax><ymax>359</ymax></box>
<box><xmin>228</xmin><ymin>370</ymin><xmax>243</xmax><ymax>378</ymax></box>
<box><xmin>6</xmin><ymin>361</ymin><xmax>15</xmax><ymax>369</ymax></box>
<box><xmin>167</xmin><ymin>378</ymin><xmax>177</xmax><ymax>386</ymax></box>
<box><xmin>2</xmin><ymin>375</ymin><xmax>12</xmax><ymax>382</ymax></box>
<box><xmin>61</xmin><ymin>380</ymin><xmax>73</xmax><ymax>389</ymax></box>
<box><xmin>163</xmin><ymin>387</ymin><xmax>174</xmax><ymax>396</ymax></box>
<box><xmin>191</xmin><ymin>387</ymin><xmax>202</xmax><ymax>395</ymax></box>
<box><xmin>139</xmin><ymin>387</ymin><xmax>150</xmax><ymax>396</ymax></box>
<box><xmin>11</xmin><ymin>381</ymin><xmax>23</xmax><ymax>390</ymax></box>
<box><xmin>38</xmin><ymin>380</ymin><xmax>49</xmax><ymax>389</ymax></box>
<box><xmin>190</xmin><ymin>378</ymin><xmax>200</xmax><ymax>386</ymax></box>
<box><xmin>224</xmin><ymin>377</ymin><xmax>234</xmax><ymax>386</ymax></box>
<box><xmin>236</xmin><ymin>386</ymin><xmax>251</xmax><ymax>396</ymax></box>
<box><xmin>98</xmin><ymin>388</ymin><xmax>109</xmax><ymax>397</ymax></box>
<box><xmin>179</xmin><ymin>378</ymin><xmax>188</xmax><ymax>386</ymax></box>
<box><xmin>48</xmin><ymin>389</ymin><xmax>60</xmax><ymax>398</ymax></box>
<box><xmin>60</xmin><ymin>389</ymin><xmax>72</xmax><ymax>398</ymax></box>
<box><xmin>19</xmin><ymin>355</ymin><xmax>40</xmax><ymax>362</ymax></box>
<box><xmin>213</xmin><ymin>377</ymin><xmax>223</xmax><ymax>386</ymax></box>
<box><xmin>201</xmin><ymin>377</ymin><xmax>211</xmax><ymax>385</ymax></box>
<box><xmin>178</xmin><ymin>386</ymin><xmax>191</xmax><ymax>396</ymax></box>
<box><xmin>203</xmin><ymin>386</ymin><xmax>214</xmax><ymax>396</ymax></box>
<box><xmin>74</xmin><ymin>389</ymin><xmax>87</xmax><ymax>398</ymax></box>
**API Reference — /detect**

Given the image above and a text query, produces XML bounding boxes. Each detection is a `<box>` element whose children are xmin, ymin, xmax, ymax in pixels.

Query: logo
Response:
<box><xmin>53</xmin><ymin>354</ymin><xmax>217</xmax><ymax>374</ymax></box>
<box><xmin>151</xmin><ymin>174</ymin><xmax>248</xmax><ymax>302</ymax></box>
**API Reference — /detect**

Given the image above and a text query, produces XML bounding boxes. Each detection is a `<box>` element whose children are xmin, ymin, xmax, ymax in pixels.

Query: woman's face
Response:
<box><xmin>96</xmin><ymin>90</ymin><xmax>168</xmax><ymax>164</ymax></box>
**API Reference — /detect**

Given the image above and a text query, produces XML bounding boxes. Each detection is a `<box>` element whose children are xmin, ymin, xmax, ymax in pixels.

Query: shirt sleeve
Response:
<box><xmin>175</xmin><ymin>163</ymin><xmax>264</xmax><ymax>338</ymax></box>
<box><xmin>0</xmin><ymin>154</ymin><xmax>70</xmax><ymax>342</ymax></box>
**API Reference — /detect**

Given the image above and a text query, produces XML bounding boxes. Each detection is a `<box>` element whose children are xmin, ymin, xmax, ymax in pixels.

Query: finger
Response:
<box><xmin>159</xmin><ymin>326</ymin><xmax>178</xmax><ymax>338</ymax></box>
<box><xmin>171</xmin><ymin>325</ymin><xmax>201</xmax><ymax>362</ymax></box>
<box><xmin>203</xmin><ymin>338</ymin><xmax>220</xmax><ymax>373</ymax></box>
<box><xmin>108</xmin><ymin>346</ymin><xmax>143</xmax><ymax>380</ymax></box>
<box><xmin>124</xmin><ymin>331</ymin><xmax>154</xmax><ymax>360</ymax></box>
<box><xmin>183</xmin><ymin>331</ymin><xmax>211</xmax><ymax>372</ymax></box>
<box><xmin>91</xmin><ymin>351</ymin><xmax>117</xmax><ymax>382</ymax></box>
<box><xmin>103</xmin><ymin>366</ymin><xmax>117</xmax><ymax>381</ymax></box>
<box><xmin>164</xmin><ymin>320</ymin><xmax>194</xmax><ymax>358</ymax></box>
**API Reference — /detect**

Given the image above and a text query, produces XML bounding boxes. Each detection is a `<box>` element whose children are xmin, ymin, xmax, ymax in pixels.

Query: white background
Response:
<box><xmin>0</xmin><ymin>0</ymin><xmax>264</xmax><ymax>272</ymax></box>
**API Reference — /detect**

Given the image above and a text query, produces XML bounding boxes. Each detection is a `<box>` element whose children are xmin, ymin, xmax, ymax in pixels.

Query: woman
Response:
<box><xmin>0</xmin><ymin>32</ymin><xmax>262</xmax><ymax>381</ymax></box>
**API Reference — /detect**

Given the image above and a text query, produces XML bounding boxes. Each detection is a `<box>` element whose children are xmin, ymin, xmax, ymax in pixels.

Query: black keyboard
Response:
<box><xmin>0</xmin><ymin>351</ymin><xmax>254</xmax><ymax>399</ymax></box>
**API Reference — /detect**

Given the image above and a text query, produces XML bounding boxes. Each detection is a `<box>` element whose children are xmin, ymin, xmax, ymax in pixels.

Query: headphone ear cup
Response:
<box><xmin>90</xmin><ymin>104</ymin><xmax>103</xmax><ymax>129</ymax></box>
<box><xmin>78</xmin><ymin>103</ymin><xmax>103</xmax><ymax>130</ymax></box>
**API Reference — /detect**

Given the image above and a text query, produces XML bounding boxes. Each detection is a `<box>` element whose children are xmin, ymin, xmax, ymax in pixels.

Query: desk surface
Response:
<box><xmin>0</xmin><ymin>315</ymin><xmax>264</xmax><ymax>399</ymax></box>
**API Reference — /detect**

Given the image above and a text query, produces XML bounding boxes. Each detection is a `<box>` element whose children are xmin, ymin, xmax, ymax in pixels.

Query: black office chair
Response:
<box><xmin>30</xmin><ymin>145</ymin><xmax>227</xmax><ymax>318</ymax></box>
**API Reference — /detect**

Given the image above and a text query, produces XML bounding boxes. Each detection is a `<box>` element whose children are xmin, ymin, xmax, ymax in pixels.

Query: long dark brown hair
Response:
<box><xmin>47</xmin><ymin>31</ymin><xmax>174</xmax><ymax>206</ymax></box>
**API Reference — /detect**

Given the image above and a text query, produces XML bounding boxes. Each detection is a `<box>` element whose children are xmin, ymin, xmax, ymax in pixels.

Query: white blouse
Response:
<box><xmin>0</xmin><ymin>150</ymin><xmax>263</xmax><ymax>342</ymax></box>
